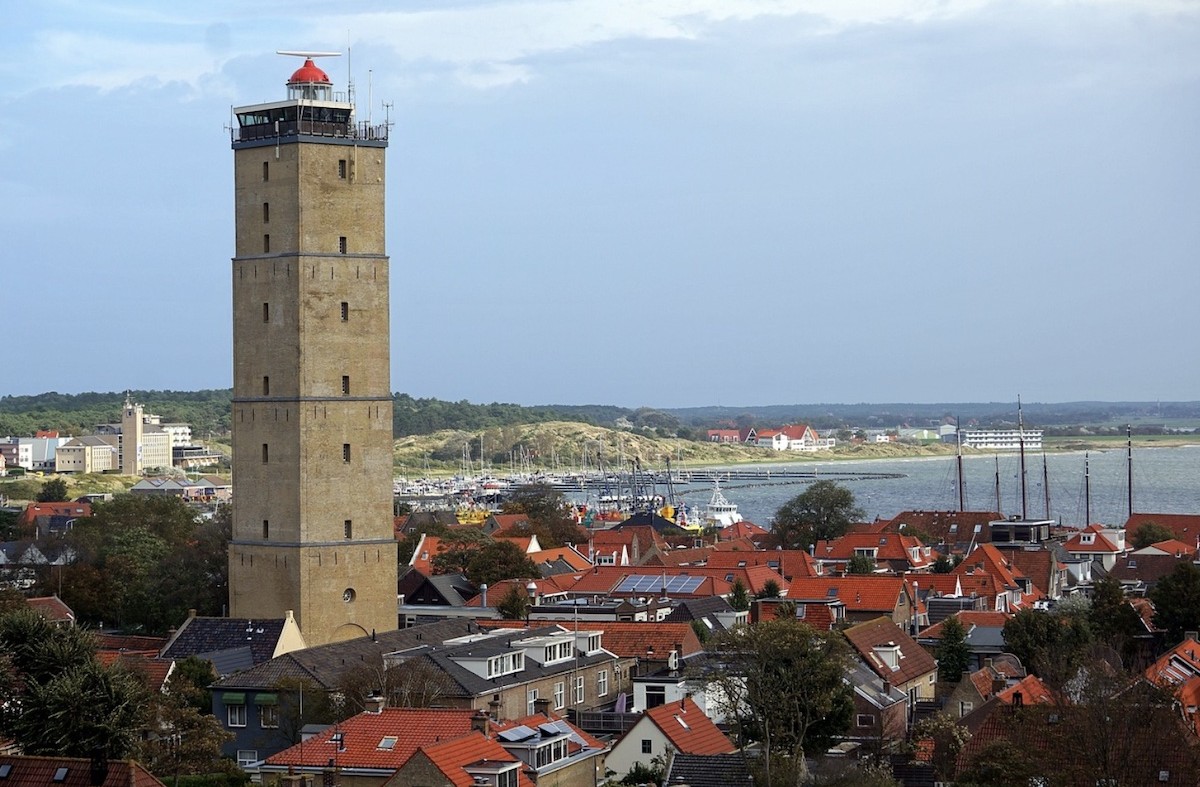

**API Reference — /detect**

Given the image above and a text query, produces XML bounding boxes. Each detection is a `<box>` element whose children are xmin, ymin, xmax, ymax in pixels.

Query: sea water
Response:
<box><xmin>671</xmin><ymin>445</ymin><xmax>1200</xmax><ymax>528</ymax></box>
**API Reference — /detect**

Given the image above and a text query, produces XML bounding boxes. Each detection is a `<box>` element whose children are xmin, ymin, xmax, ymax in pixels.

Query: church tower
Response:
<box><xmin>227</xmin><ymin>53</ymin><xmax>397</xmax><ymax>646</ymax></box>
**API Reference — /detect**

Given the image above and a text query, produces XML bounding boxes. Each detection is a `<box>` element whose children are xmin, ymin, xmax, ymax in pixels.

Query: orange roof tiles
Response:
<box><xmin>843</xmin><ymin>617</ymin><xmax>937</xmax><ymax>686</ymax></box>
<box><xmin>705</xmin><ymin>549</ymin><xmax>819</xmax><ymax>580</ymax></box>
<box><xmin>785</xmin><ymin>575</ymin><xmax>910</xmax><ymax>613</ymax></box>
<box><xmin>582</xmin><ymin>622</ymin><xmax>702</xmax><ymax>659</ymax></box>
<box><xmin>0</xmin><ymin>756</ymin><xmax>163</xmax><ymax>787</ymax></box>
<box><xmin>1125</xmin><ymin>513</ymin><xmax>1200</xmax><ymax>545</ymax></box>
<box><xmin>642</xmin><ymin>698</ymin><xmax>735</xmax><ymax>755</ymax></box>
<box><xmin>995</xmin><ymin>674</ymin><xmax>1054</xmax><ymax>705</ymax></box>
<box><xmin>266</xmin><ymin>708</ymin><xmax>479</xmax><ymax>769</ymax></box>
<box><xmin>417</xmin><ymin>732</ymin><xmax>530</xmax><ymax>787</ymax></box>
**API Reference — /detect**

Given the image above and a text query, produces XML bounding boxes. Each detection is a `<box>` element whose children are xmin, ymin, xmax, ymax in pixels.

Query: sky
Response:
<box><xmin>2</xmin><ymin>1</ymin><xmax>1198</xmax><ymax>409</ymax></box>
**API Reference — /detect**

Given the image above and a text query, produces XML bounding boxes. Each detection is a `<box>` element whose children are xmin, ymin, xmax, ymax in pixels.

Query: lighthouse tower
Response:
<box><xmin>227</xmin><ymin>54</ymin><xmax>397</xmax><ymax>646</ymax></box>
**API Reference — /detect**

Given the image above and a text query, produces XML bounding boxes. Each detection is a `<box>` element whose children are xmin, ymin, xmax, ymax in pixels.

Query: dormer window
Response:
<box><xmin>873</xmin><ymin>642</ymin><xmax>902</xmax><ymax>671</ymax></box>
<box><xmin>485</xmin><ymin>651</ymin><xmax>525</xmax><ymax>678</ymax></box>
<box><xmin>1081</xmin><ymin>533</ymin><xmax>1094</xmax><ymax>544</ymax></box>
<box><xmin>543</xmin><ymin>640</ymin><xmax>572</xmax><ymax>664</ymax></box>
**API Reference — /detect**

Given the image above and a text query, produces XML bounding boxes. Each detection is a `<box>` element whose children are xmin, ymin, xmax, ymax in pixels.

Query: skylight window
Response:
<box><xmin>53</xmin><ymin>769</ymin><xmax>69</xmax><ymax>783</ymax></box>
<box><xmin>378</xmin><ymin>736</ymin><xmax>398</xmax><ymax>750</ymax></box>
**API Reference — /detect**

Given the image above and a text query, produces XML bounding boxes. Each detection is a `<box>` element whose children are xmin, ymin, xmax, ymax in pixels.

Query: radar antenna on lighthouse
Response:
<box><xmin>276</xmin><ymin>50</ymin><xmax>342</xmax><ymax>59</ymax></box>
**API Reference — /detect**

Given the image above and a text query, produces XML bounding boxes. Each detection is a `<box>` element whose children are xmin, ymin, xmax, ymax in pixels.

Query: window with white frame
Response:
<box><xmin>259</xmin><ymin>704</ymin><xmax>279</xmax><ymax>728</ymax></box>
<box><xmin>497</xmin><ymin>767</ymin><xmax>519</xmax><ymax>787</ymax></box>
<box><xmin>227</xmin><ymin>703</ymin><xmax>246</xmax><ymax>728</ymax></box>
<box><xmin>527</xmin><ymin>688</ymin><xmax>538</xmax><ymax>716</ymax></box>
<box><xmin>236</xmin><ymin>750</ymin><xmax>257</xmax><ymax>768</ymax></box>
<box><xmin>597</xmin><ymin>669</ymin><xmax>609</xmax><ymax>697</ymax></box>
<box><xmin>574</xmin><ymin>675</ymin><xmax>584</xmax><ymax>704</ymax></box>
<box><xmin>553</xmin><ymin>681</ymin><xmax>565</xmax><ymax>710</ymax></box>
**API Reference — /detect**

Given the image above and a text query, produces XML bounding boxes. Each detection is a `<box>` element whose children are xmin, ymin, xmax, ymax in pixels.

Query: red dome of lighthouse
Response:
<box><xmin>288</xmin><ymin>58</ymin><xmax>331</xmax><ymax>85</ymax></box>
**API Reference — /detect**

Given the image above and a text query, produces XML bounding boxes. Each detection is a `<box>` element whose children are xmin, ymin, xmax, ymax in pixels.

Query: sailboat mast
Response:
<box><xmin>994</xmin><ymin>456</ymin><xmax>1002</xmax><ymax>515</ymax></box>
<box><xmin>1084</xmin><ymin>452</ymin><xmax>1091</xmax><ymax>526</ymax></box>
<box><xmin>956</xmin><ymin>417</ymin><xmax>965</xmax><ymax>513</ymax></box>
<box><xmin>1042</xmin><ymin>452</ymin><xmax>1051</xmax><ymax>520</ymax></box>
<box><xmin>1127</xmin><ymin>424</ymin><xmax>1134</xmax><ymax>518</ymax></box>
<box><xmin>1017</xmin><ymin>396</ymin><xmax>1028</xmax><ymax>519</ymax></box>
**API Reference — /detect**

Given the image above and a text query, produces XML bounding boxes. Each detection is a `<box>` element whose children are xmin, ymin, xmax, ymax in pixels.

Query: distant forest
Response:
<box><xmin>1</xmin><ymin>390</ymin><xmax>1197</xmax><ymax>440</ymax></box>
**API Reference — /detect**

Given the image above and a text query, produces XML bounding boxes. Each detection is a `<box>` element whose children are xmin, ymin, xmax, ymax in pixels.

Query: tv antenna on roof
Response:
<box><xmin>276</xmin><ymin>50</ymin><xmax>342</xmax><ymax>59</ymax></box>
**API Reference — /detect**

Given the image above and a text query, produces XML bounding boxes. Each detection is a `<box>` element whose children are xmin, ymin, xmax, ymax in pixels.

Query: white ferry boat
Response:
<box><xmin>703</xmin><ymin>480</ymin><xmax>744</xmax><ymax>528</ymax></box>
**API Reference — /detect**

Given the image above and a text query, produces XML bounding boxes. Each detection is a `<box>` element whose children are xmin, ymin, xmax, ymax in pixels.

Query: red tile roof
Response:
<box><xmin>1125</xmin><ymin>513</ymin><xmax>1200</xmax><ymax>545</ymax></box>
<box><xmin>265</xmin><ymin>708</ymin><xmax>479</xmax><ymax>769</ymax></box>
<box><xmin>0</xmin><ymin>756</ymin><xmax>163</xmax><ymax>787</ymax></box>
<box><xmin>704</xmin><ymin>549</ymin><xmax>819</xmax><ymax>580</ymax></box>
<box><xmin>995</xmin><ymin>674</ymin><xmax>1054</xmax><ymax>705</ymax></box>
<box><xmin>843</xmin><ymin>616</ymin><xmax>938</xmax><ymax>685</ymax></box>
<box><xmin>417</xmin><ymin>732</ymin><xmax>531</xmax><ymax>787</ymax></box>
<box><xmin>814</xmin><ymin>533</ymin><xmax>933</xmax><ymax>569</ymax></box>
<box><xmin>785</xmin><ymin>575</ymin><xmax>910</xmax><ymax>614</ymax></box>
<box><xmin>582</xmin><ymin>622</ymin><xmax>702</xmax><ymax>659</ymax></box>
<box><xmin>1062</xmin><ymin>524</ymin><xmax>1121</xmax><ymax>553</ymax></box>
<box><xmin>642</xmin><ymin>698</ymin><xmax>735</xmax><ymax>755</ymax></box>
<box><xmin>25</xmin><ymin>595</ymin><xmax>74</xmax><ymax>624</ymax></box>
<box><xmin>16</xmin><ymin>501</ymin><xmax>92</xmax><ymax>532</ymax></box>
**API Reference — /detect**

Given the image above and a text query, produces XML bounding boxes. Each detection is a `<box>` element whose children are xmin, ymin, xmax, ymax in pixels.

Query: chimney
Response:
<box><xmin>1187</xmin><ymin>631</ymin><xmax>1199</xmax><ymax>643</ymax></box>
<box><xmin>364</xmin><ymin>692</ymin><xmax>385</xmax><ymax>714</ymax></box>
<box><xmin>534</xmin><ymin>697</ymin><xmax>552</xmax><ymax>716</ymax></box>
<box><xmin>471</xmin><ymin>710</ymin><xmax>491</xmax><ymax>735</ymax></box>
<box><xmin>480</xmin><ymin>583</ymin><xmax>489</xmax><ymax>608</ymax></box>
<box><xmin>883</xmin><ymin>680</ymin><xmax>891</xmax><ymax>695</ymax></box>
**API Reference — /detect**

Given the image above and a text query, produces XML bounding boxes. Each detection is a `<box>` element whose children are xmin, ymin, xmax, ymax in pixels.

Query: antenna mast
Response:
<box><xmin>956</xmin><ymin>417</ymin><xmax>965</xmax><ymax>513</ymax></box>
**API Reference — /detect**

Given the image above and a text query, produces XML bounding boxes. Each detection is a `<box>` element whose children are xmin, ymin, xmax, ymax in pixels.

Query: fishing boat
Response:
<box><xmin>703</xmin><ymin>480</ymin><xmax>744</xmax><ymax>528</ymax></box>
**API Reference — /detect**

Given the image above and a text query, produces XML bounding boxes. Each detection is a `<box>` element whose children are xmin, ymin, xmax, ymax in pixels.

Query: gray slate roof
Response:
<box><xmin>161</xmin><ymin>615</ymin><xmax>287</xmax><ymax>668</ymax></box>
<box><xmin>212</xmin><ymin>618</ymin><xmax>477</xmax><ymax>690</ymax></box>
<box><xmin>666</xmin><ymin>753</ymin><xmax>753</xmax><ymax>787</ymax></box>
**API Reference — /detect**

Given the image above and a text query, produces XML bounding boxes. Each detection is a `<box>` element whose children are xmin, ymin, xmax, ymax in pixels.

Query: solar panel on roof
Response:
<box><xmin>498</xmin><ymin>725</ymin><xmax>537</xmax><ymax>742</ymax></box>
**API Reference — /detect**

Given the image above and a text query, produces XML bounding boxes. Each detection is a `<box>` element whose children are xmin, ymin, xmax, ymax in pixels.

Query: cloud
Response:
<box><xmin>5</xmin><ymin>0</ymin><xmax>1196</xmax><ymax>95</ymax></box>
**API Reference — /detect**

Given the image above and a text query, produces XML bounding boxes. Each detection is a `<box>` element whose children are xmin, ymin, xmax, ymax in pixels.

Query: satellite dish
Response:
<box><xmin>277</xmin><ymin>50</ymin><xmax>342</xmax><ymax>59</ymax></box>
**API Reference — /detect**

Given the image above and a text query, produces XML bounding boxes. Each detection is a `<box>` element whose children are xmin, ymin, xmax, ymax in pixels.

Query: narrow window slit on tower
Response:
<box><xmin>263</xmin><ymin>302</ymin><xmax>269</xmax><ymax>322</ymax></box>
<box><xmin>341</xmin><ymin>302</ymin><xmax>349</xmax><ymax>321</ymax></box>
<box><xmin>338</xmin><ymin>159</ymin><xmax>347</xmax><ymax>179</ymax></box>
<box><xmin>342</xmin><ymin>376</ymin><xmax>350</xmax><ymax>395</ymax></box>
<box><xmin>263</xmin><ymin>234</ymin><xmax>270</xmax><ymax>253</ymax></box>
<box><xmin>261</xmin><ymin>443</ymin><xmax>269</xmax><ymax>463</ymax></box>
<box><xmin>263</xmin><ymin>202</ymin><xmax>269</xmax><ymax>223</ymax></box>
<box><xmin>263</xmin><ymin>520</ymin><xmax>269</xmax><ymax>540</ymax></box>
<box><xmin>263</xmin><ymin>376</ymin><xmax>270</xmax><ymax>396</ymax></box>
<box><xmin>339</xmin><ymin>236</ymin><xmax>347</xmax><ymax>254</ymax></box>
<box><xmin>344</xmin><ymin>520</ymin><xmax>353</xmax><ymax>539</ymax></box>
<box><xmin>343</xmin><ymin>443</ymin><xmax>351</xmax><ymax>463</ymax></box>
<box><xmin>262</xmin><ymin>161</ymin><xmax>269</xmax><ymax>181</ymax></box>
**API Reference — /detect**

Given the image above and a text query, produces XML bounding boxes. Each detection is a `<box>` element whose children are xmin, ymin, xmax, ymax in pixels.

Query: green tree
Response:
<box><xmin>35</xmin><ymin>477</ymin><xmax>70</xmax><ymax>502</ymax></box>
<box><xmin>703</xmin><ymin>618</ymin><xmax>853</xmax><ymax>783</ymax></box>
<box><xmin>12</xmin><ymin>659</ymin><xmax>149</xmax><ymax>758</ymax></box>
<box><xmin>771</xmin><ymin>481</ymin><xmax>864</xmax><ymax>551</ymax></box>
<box><xmin>43</xmin><ymin>494</ymin><xmax>226</xmax><ymax>633</ymax></box>
<box><xmin>846</xmin><ymin>554</ymin><xmax>875</xmax><ymax>574</ymax></box>
<box><xmin>0</xmin><ymin>608</ymin><xmax>154</xmax><ymax>759</ymax></box>
<box><xmin>463</xmin><ymin>541</ymin><xmax>539</xmax><ymax>587</ymax></box>
<box><xmin>1001</xmin><ymin>608</ymin><xmax>1093</xmax><ymax>686</ymax></box>
<box><xmin>756</xmin><ymin>578</ymin><xmax>782</xmax><ymax>599</ymax></box>
<box><xmin>501</xmin><ymin>482</ymin><xmax>587</xmax><ymax>548</ymax></box>
<box><xmin>935</xmin><ymin>616</ymin><xmax>972</xmax><ymax>681</ymax></box>
<box><xmin>429</xmin><ymin>527</ymin><xmax>489</xmax><ymax>575</ymax></box>
<box><xmin>1087</xmin><ymin>576</ymin><xmax>1143</xmax><ymax>666</ymax></box>
<box><xmin>728</xmin><ymin>578</ymin><xmax>750</xmax><ymax>612</ymax></box>
<box><xmin>1150</xmin><ymin>562</ymin><xmax>1200</xmax><ymax>645</ymax></box>
<box><xmin>1132</xmin><ymin>521</ymin><xmax>1176</xmax><ymax>549</ymax></box>
<box><xmin>932</xmin><ymin>554</ymin><xmax>953</xmax><ymax>574</ymax></box>
<box><xmin>957</xmin><ymin>739</ymin><xmax>1040</xmax><ymax>786</ymax></box>
<box><xmin>497</xmin><ymin>585</ymin><xmax>531</xmax><ymax>620</ymax></box>
<box><xmin>136</xmin><ymin>692</ymin><xmax>234</xmax><ymax>782</ymax></box>
<box><xmin>911</xmin><ymin>712</ymin><xmax>971</xmax><ymax>783</ymax></box>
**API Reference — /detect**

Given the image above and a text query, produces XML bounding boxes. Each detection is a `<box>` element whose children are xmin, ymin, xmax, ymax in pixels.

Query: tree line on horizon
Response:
<box><xmin>3</xmin><ymin>389</ymin><xmax>1197</xmax><ymax>442</ymax></box>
